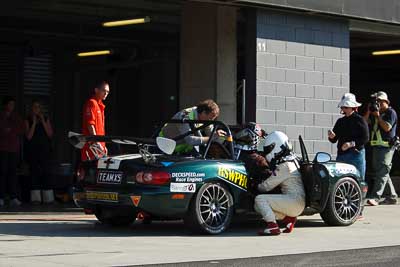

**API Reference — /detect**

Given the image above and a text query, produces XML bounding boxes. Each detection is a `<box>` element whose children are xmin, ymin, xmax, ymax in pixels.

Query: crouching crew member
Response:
<box><xmin>254</xmin><ymin>131</ymin><xmax>305</xmax><ymax>236</ymax></box>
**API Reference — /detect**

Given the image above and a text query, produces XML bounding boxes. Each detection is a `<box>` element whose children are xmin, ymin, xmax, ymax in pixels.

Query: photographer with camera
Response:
<box><xmin>363</xmin><ymin>91</ymin><xmax>398</xmax><ymax>206</ymax></box>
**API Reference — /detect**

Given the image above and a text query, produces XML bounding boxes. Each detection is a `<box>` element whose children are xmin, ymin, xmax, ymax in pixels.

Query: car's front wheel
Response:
<box><xmin>95</xmin><ymin>207</ymin><xmax>137</xmax><ymax>226</ymax></box>
<box><xmin>320</xmin><ymin>177</ymin><xmax>362</xmax><ymax>226</ymax></box>
<box><xmin>184</xmin><ymin>182</ymin><xmax>234</xmax><ymax>234</ymax></box>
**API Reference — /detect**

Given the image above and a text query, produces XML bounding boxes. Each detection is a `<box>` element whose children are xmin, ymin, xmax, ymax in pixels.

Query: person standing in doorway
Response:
<box><xmin>81</xmin><ymin>81</ymin><xmax>110</xmax><ymax>161</ymax></box>
<box><xmin>24</xmin><ymin>100</ymin><xmax>54</xmax><ymax>204</ymax></box>
<box><xmin>0</xmin><ymin>96</ymin><xmax>25</xmax><ymax>207</ymax></box>
<box><xmin>364</xmin><ymin>91</ymin><xmax>398</xmax><ymax>206</ymax></box>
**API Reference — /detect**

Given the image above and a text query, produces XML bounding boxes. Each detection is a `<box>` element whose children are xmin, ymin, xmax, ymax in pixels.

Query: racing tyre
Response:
<box><xmin>95</xmin><ymin>207</ymin><xmax>137</xmax><ymax>226</ymax></box>
<box><xmin>320</xmin><ymin>177</ymin><xmax>362</xmax><ymax>226</ymax></box>
<box><xmin>185</xmin><ymin>182</ymin><xmax>234</xmax><ymax>235</ymax></box>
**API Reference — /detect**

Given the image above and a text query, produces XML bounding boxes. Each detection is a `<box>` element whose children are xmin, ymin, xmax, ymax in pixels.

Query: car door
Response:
<box><xmin>298</xmin><ymin>135</ymin><xmax>330</xmax><ymax>212</ymax></box>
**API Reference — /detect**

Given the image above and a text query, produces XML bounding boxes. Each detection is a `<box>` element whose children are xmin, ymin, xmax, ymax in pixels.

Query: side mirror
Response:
<box><xmin>314</xmin><ymin>152</ymin><xmax>331</xmax><ymax>163</ymax></box>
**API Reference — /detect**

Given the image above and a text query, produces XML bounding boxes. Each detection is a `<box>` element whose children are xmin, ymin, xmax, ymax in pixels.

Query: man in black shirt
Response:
<box><xmin>364</xmin><ymin>91</ymin><xmax>398</xmax><ymax>206</ymax></box>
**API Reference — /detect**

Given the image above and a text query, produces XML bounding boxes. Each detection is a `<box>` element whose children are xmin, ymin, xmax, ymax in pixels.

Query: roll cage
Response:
<box><xmin>164</xmin><ymin>119</ymin><xmax>236</xmax><ymax>160</ymax></box>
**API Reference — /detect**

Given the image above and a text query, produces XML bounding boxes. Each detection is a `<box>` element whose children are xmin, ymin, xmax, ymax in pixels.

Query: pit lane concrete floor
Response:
<box><xmin>0</xmin><ymin>204</ymin><xmax>399</xmax><ymax>267</ymax></box>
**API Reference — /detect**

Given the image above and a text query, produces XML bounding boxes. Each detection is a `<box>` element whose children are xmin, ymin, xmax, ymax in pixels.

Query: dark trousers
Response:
<box><xmin>0</xmin><ymin>151</ymin><xmax>19</xmax><ymax>199</ymax></box>
<box><xmin>29</xmin><ymin>157</ymin><xmax>50</xmax><ymax>190</ymax></box>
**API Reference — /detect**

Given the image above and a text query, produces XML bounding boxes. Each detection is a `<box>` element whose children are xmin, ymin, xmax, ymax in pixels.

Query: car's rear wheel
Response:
<box><xmin>184</xmin><ymin>182</ymin><xmax>234</xmax><ymax>234</ymax></box>
<box><xmin>320</xmin><ymin>177</ymin><xmax>362</xmax><ymax>226</ymax></box>
<box><xmin>95</xmin><ymin>207</ymin><xmax>137</xmax><ymax>226</ymax></box>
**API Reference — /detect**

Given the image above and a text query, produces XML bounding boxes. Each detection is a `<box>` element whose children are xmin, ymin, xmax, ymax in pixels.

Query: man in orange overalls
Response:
<box><xmin>81</xmin><ymin>81</ymin><xmax>110</xmax><ymax>161</ymax></box>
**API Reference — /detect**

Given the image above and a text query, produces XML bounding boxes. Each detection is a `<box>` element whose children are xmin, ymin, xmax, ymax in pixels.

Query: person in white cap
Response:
<box><xmin>363</xmin><ymin>91</ymin><xmax>398</xmax><ymax>206</ymax></box>
<box><xmin>328</xmin><ymin>93</ymin><xmax>369</xmax><ymax>219</ymax></box>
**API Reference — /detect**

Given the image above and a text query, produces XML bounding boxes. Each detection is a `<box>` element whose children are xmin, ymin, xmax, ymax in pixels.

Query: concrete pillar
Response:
<box><xmin>180</xmin><ymin>2</ymin><xmax>237</xmax><ymax>124</ymax></box>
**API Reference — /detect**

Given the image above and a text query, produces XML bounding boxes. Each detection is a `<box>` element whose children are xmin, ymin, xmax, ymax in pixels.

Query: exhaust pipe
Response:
<box><xmin>137</xmin><ymin>211</ymin><xmax>152</xmax><ymax>224</ymax></box>
<box><xmin>84</xmin><ymin>208</ymin><xmax>94</xmax><ymax>214</ymax></box>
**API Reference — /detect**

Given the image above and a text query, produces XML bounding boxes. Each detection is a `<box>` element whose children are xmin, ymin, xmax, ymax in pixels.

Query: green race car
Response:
<box><xmin>70</xmin><ymin>120</ymin><xmax>367</xmax><ymax>234</ymax></box>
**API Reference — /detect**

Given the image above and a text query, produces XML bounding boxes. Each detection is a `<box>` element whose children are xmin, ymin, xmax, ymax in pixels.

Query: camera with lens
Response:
<box><xmin>369</xmin><ymin>94</ymin><xmax>380</xmax><ymax>112</ymax></box>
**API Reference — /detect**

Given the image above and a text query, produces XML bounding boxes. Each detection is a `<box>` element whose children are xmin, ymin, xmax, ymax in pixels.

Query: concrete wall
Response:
<box><xmin>180</xmin><ymin>2</ymin><xmax>237</xmax><ymax>124</ymax></box>
<box><xmin>255</xmin><ymin>10</ymin><xmax>349</xmax><ymax>156</ymax></box>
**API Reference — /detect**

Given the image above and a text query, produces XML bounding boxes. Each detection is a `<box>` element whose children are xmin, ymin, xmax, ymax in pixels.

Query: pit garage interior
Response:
<box><xmin>0</xmin><ymin>0</ymin><xmax>183</xmax><ymax>163</ymax></box>
<box><xmin>1</xmin><ymin>0</ymin><xmax>251</xmax><ymax>167</ymax></box>
<box><xmin>350</xmin><ymin>23</ymin><xmax>400</xmax><ymax>175</ymax></box>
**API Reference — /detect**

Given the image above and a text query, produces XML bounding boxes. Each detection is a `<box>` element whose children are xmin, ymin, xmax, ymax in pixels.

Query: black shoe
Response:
<box><xmin>382</xmin><ymin>198</ymin><xmax>398</xmax><ymax>205</ymax></box>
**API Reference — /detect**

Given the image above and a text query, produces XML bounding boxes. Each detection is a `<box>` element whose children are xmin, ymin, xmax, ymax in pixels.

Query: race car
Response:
<box><xmin>69</xmin><ymin>120</ymin><xmax>367</xmax><ymax>234</ymax></box>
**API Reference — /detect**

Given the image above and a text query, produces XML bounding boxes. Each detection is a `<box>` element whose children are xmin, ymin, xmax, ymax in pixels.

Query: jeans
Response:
<box><xmin>369</xmin><ymin>146</ymin><xmax>398</xmax><ymax>199</ymax></box>
<box><xmin>0</xmin><ymin>151</ymin><xmax>19</xmax><ymax>199</ymax></box>
<box><xmin>336</xmin><ymin>148</ymin><xmax>366</xmax><ymax>180</ymax></box>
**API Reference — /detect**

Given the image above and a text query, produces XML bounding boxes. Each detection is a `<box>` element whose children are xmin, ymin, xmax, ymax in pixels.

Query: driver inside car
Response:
<box><xmin>159</xmin><ymin>99</ymin><xmax>226</xmax><ymax>154</ymax></box>
<box><xmin>254</xmin><ymin>131</ymin><xmax>305</xmax><ymax>236</ymax></box>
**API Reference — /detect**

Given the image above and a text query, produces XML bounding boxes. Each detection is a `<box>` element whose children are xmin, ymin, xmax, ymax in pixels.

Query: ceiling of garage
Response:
<box><xmin>0</xmin><ymin>0</ymin><xmax>183</xmax><ymax>47</ymax></box>
<box><xmin>3</xmin><ymin>0</ymin><xmax>182</xmax><ymax>24</ymax></box>
<box><xmin>351</xmin><ymin>30</ymin><xmax>400</xmax><ymax>100</ymax></box>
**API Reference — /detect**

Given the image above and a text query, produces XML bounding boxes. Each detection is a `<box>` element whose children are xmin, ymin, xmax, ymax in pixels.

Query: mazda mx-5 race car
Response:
<box><xmin>69</xmin><ymin>120</ymin><xmax>367</xmax><ymax>234</ymax></box>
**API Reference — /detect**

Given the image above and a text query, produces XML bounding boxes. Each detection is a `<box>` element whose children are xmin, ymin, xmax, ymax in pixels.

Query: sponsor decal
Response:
<box><xmin>97</xmin><ymin>154</ymin><xmax>142</xmax><ymax>169</ymax></box>
<box><xmin>97</xmin><ymin>171</ymin><xmax>123</xmax><ymax>184</ymax></box>
<box><xmin>171</xmin><ymin>172</ymin><xmax>205</xmax><ymax>183</ymax></box>
<box><xmin>103</xmin><ymin>158</ymin><xmax>114</xmax><ymax>169</ymax></box>
<box><xmin>327</xmin><ymin>163</ymin><xmax>359</xmax><ymax>177</ymax></box>
<box><xmin>170</xmin><ymin>183</ymin><xmax>196</xmax><ymax>193</ymax></box>
<box><xmin>131</xmin><ymin>196</ymin><xmax>141</xmax><ymax>207</ymax></box>
<box><xmin>171</xmin><ymin>172</ymin><xmax>205</xmax><ymax>178</ymax></box>
<box><xmin>217</xmin><ymin>166</ymin><xmax>248</xmax><ymax>190</ymax></box>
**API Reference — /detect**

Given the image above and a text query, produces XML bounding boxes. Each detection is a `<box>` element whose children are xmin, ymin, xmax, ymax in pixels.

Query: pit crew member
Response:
<box><xmin>254</xmin><ymin>131</ymin><xmax>305</xmax><ymax>236</ymax></box>
<box><xmin>159</xmin><ymin>99</ymin><xmax>226</xmax><ymax>154</ymax></box>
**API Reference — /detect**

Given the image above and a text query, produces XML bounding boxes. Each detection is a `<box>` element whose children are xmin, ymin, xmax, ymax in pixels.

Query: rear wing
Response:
<box><xmin>68</xmin><ymin>132</ymin><xmax>176</xmax><ymax>155</ymax></box>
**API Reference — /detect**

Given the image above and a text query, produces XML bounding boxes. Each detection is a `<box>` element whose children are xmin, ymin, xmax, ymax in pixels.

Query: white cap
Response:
<box><xmin>337</xmin><ymin>93</ymin><xmax>361</xmax><ymax>108</ymax></box>
<box><xmin>375</xmin><ymin>91</ymin><xmax>390</xmax><ymax>104</ymax></box>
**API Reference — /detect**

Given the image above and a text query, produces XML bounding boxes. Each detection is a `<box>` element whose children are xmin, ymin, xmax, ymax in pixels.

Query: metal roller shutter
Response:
<box><xmin>0</xmin><ymin>46</ymin><xmax>18</xmax><ymax>98</ymax></box>
<box><xmin>23</xmin><ymin>54</ymin><xmax>52</xmax><ymax>96</ymax></box>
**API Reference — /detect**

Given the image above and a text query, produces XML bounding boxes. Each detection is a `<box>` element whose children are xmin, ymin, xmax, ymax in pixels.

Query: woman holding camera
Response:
<box><xmin>328</xmin><ymin>93</ymin><xmax>369</xmax><ymax>184</ymax></box>
<box><xmin>24</xmin><ymin>100</ymin><xmax>54</xmax><ymax>204</ymax></box>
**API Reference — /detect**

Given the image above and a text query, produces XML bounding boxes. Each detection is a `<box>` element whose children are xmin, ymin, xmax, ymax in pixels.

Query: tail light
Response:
<box><xmin>77</xmin><ymin>166</ymin><xmax>85</xmax><ymax>181</ymax></box>
<box><xmin>135</xmin><ymin>171</ymin><xmax>171</xmax><ymax>185</ymax></box>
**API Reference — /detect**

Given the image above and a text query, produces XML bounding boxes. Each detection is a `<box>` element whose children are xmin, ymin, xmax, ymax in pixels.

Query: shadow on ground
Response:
<box><xmin>0</xmin><ymin>215</ymin><xmax>328</xmax><ymax>238</ymax></box>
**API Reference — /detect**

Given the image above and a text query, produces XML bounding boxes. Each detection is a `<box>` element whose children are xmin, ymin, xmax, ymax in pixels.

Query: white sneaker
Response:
<box><xmin>0</xmin><ymin>199</ymin><xmax>4</xmax><ymax>207</ymax></box>
<box><xmin>42</xmin><ymin>190</ymin><xmax>55</xmax><ymax>204</ymax></box>
<box><xmin>9</xmin><ymin>198</ymin><xmax>22</xmax><ymax>207</ymax></box>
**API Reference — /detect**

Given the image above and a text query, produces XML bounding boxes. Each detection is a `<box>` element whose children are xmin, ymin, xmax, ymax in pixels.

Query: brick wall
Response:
<box><xmin>255</xmin><ymin>9</ymin><xmax>349</xmax><ymax>157</ymax></box>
